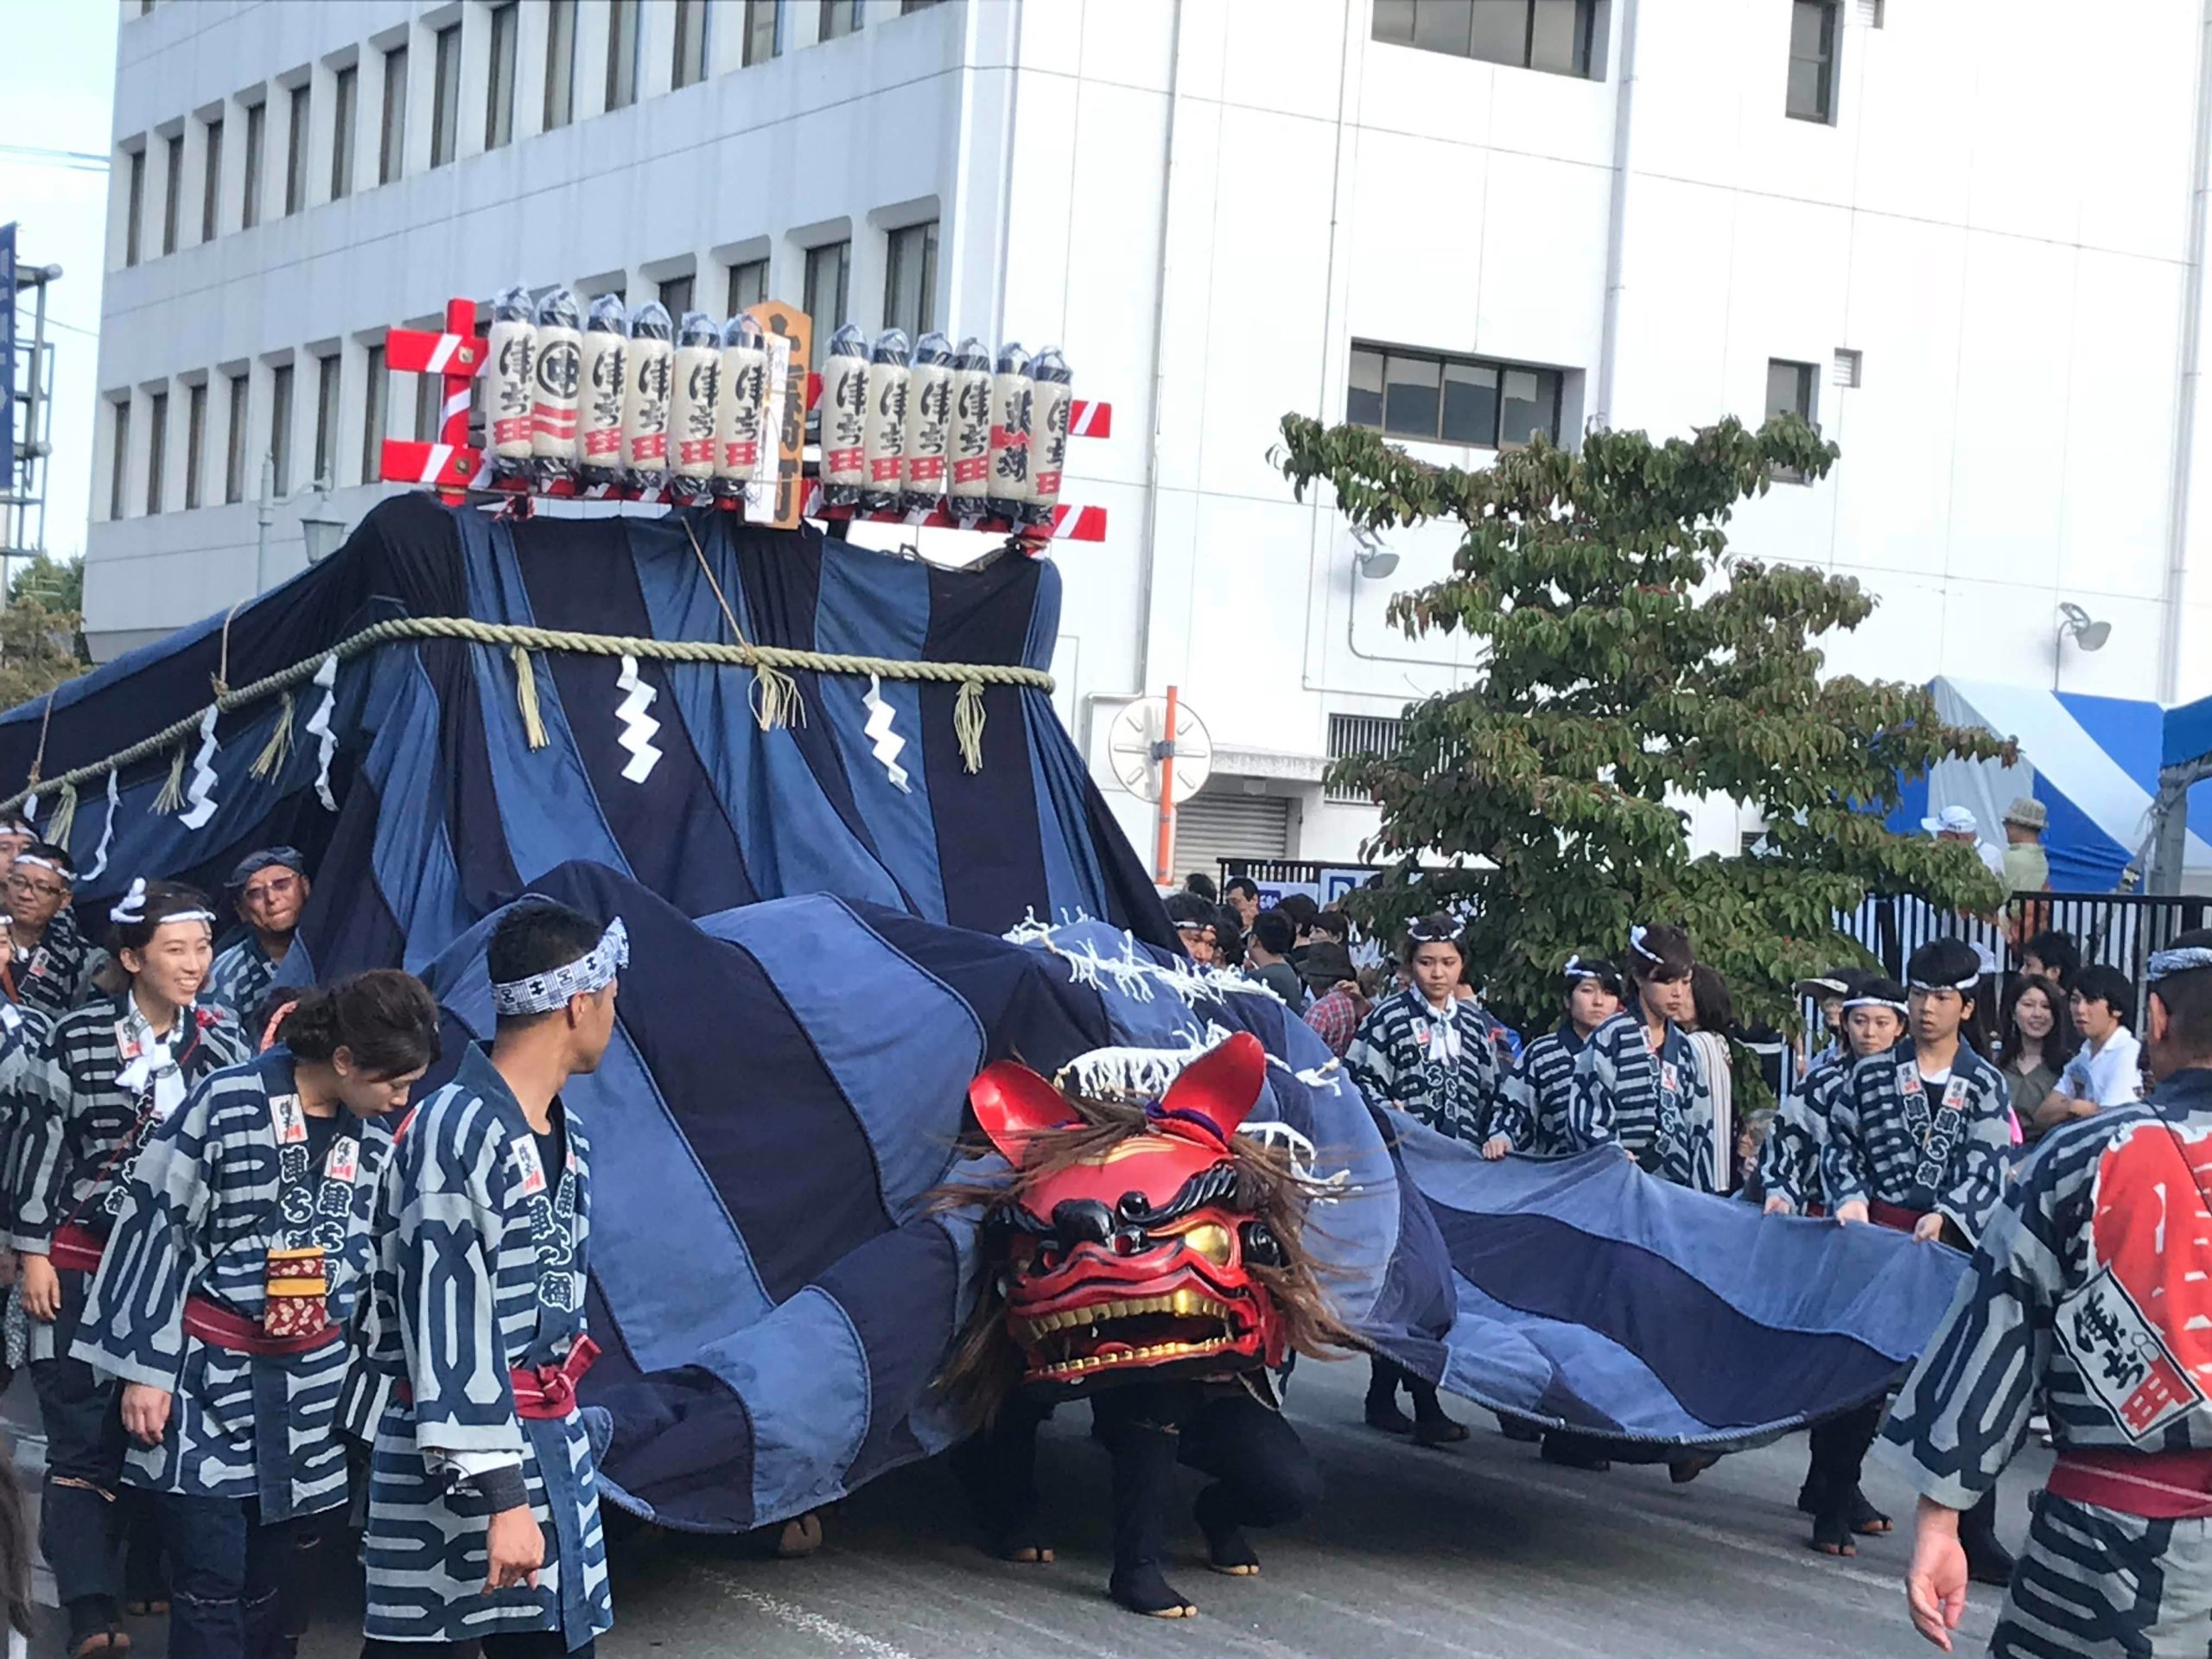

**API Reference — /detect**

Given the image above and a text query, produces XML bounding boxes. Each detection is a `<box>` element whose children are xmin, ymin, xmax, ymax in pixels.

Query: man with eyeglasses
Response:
<box><xmin>207</xmin><ymin>848</ymin><xmax>312</xmax><ymax>1029</ymax></box>
<box><xmin>2</xmin><ymin>842</ymin><xmax>99</xmax><ymax>1037</ymax></box>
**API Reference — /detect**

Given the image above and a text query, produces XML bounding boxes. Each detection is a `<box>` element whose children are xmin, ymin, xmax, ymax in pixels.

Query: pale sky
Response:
<box><xmin>1</xmin><ymin>0</ymin><xmax>119</xmax><ymax>565</ymax></box>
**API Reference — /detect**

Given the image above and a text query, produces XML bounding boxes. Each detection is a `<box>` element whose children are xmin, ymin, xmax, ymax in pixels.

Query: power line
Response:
<box><xmin>0</xmin><ymin>143</ymin><xmax>110</xmax><ymax>174</ymax></box>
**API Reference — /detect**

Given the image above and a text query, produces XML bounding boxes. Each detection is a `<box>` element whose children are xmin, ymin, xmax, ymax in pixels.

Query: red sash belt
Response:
<box><xmin>1867</xmin><ymin>1199</ymin><xmax>1929</xmax><ymax>1235</ymax></box>
<box><xmin>512</xmin><ymin>1338</ymin><xmax>600</xmax><ymax>1420</ymax></box>
<box><xmin>397</xmin><ymin>1337</ymin><xmax>601</xmax><ymax>1421</ymax></box>
<box><xmin>181</xmin><ymin>1295</ymin><xmax>344</xmax><ymax>1358</ymax></box>
<box><xmin>2048</xmin><ymin>1448</ymin><xmax>2212</xmax><ymax>1520</ymax></box>
<box><xmin>48</xmin><ymin>1224</ymin><xmax>105</xmax><ymax>1274</ymax></box>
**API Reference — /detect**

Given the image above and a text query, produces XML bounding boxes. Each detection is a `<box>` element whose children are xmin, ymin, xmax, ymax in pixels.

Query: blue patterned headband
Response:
<box><xmin>491</xmin><ymin>918</ymin><xmax>630</xmax><ymax>1016</ymax></box>
<box><xmin>2146</xmin><ymin>946</ymin><xmax>2212</xmax><ymax>984</ymax></box>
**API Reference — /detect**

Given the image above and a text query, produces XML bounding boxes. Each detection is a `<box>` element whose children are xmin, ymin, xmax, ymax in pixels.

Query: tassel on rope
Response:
<box><xmin>511</xmin><ymin>646</ymin><xmax>548</xmax><ymax>750</ymax></box>
<box><xmin>250</xmin><ymin>692</ymin><xmax>296</xmax><ymax>780</ymax></box>
<box><xmin>749</xmin><ymin>663</ymin><xmax>804</xmax><ymax>733</ymax></box>
<box><xmin>45</xmin><ymin>780</ymin><xmax>77</xmax><ymax>849</ymax></box>
<box><xmin>954</xmin><ymin>679</ymin><xmax>988</xmax><ymax>774</ymax></box>
<box><xmin>153</xmin><ymin>743</ymin><xmax>188</xmax><ymax>814</ymax></box>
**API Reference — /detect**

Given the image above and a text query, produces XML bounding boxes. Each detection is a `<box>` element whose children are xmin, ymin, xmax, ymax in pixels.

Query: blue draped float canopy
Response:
<box><xmin>0</xmin><ymin>502</ymin><xmax>1963</xmax><ymax>1528</ymax></box>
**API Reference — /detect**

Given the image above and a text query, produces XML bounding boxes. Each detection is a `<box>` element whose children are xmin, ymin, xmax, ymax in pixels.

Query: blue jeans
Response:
<box><xmin>156</xmin><ymin>1493</ymin><xmax>318</xmax><ymax>1659</ymax></box>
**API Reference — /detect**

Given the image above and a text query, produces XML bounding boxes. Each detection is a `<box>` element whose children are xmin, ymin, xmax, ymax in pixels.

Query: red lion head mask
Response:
<box><xmin>966</xmin><ymin>1033</ymin><xmax>1294</xmax><ymax>1390</ymax></box>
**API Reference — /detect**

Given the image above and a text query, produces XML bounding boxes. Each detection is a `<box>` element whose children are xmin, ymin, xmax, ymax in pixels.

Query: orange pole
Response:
<box><xmin>1154</xmin><ymin>684</ymin><xmax>1179</xmax><ymax>886</ymax></box>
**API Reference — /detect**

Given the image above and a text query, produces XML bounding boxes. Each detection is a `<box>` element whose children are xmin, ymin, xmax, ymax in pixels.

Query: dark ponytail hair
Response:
<box><xmin>1624</xmin><ymin>924</ymin><xmax>1694</xmax><ymax>988</ymax></box>
<box><xmin>277</xmin><ymin>969</ymin><xmax>441</xmax><ymax>1080</ymax></box>
<box><xmin>93</xmin><ymin>879</ymin><xmax>218</xmax><ymax>995</ymax></box>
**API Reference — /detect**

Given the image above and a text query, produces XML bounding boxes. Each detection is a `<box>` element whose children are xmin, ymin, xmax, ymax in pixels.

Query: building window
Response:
<box><xmin>242</xmin><ymin>100</ymin><xmax>265</xmax><ymax>229</ymax></box>
<box><xmin>379</xmin><ymin>45</ymin><xmax>408</xmax><ymax>183</ymax></box>
<box><xmin>673</xmin><ymin>0</ymin><xmax>709</xmax><ymax>87</ymax></box>
<box><xmin>1347</xmin><ymin>341</ymin><xmax>1562</xmax><ymax>448</ymax></box>
<box><xmin>284</xmin><ymin>81</ymin><xmax>310</xmax><ymax>215</ymax></box>
<box><xmin>331</xmin><ymin>64</ymin><xmax>357</xmax><ymax>198</ymax></box>
<box><xmin>1370</xmin><ymin>0</ymin><xmax>1596</xmax><ymax>79</ymax></box>
<box><xmin>543</xmin><ymin>0</ymin><xmax>577</xmax><ymax>130</ymax></box>
<box><xmin>486</xmin><ymin>3</ymin><xmax>518</xmax><ymax>149</ymax></box>
<box><xmin>1787</xmin><ymin>0</ymin><xmax>1838</xmax><ymax>123</ymax></box>
<box><xmin>821</xmin><ymin>0</ymin><xmax>864</xmax><ymax>41</ymax></box>
<box><xmin>225</xmin><ymin>373</ymin><xmax>249</xmax><ymax>502</ymax></box>
<box><xmin>743</xmin><ymin>0</ymin><xmax>779</xmax><ymax>64</ymax></box>
<box><xmin>161</xmin><ymin>135</ymin><xmax>181</xmax><ymax>255</ymax></box>
<box><xmin>727</xmin><ymin>257</ymin><xmax>768</xmax><ymax>315</ymax></box>
<box><xmin>362</xmin><ymin>343</ymin><xmax>386</xmax><ymax>483</ymax></box>
<box><xmin>270</xmin><ymin>363</ymin><xmax>295</xmax><ymax>496</ymax></box>
<box><xmin>804</xmin><ymin>240</ymin><xmax>850</xmax><ymax>362</ymax></box>
<box><xmin>124</xmin><ymin>148</ymin><xmax>143</xmax><ymax>266</ymax></box>
<box><xmin>1766</xmin><ymin>357</ymin><xmax>1817</xmax><ymax>425</ymax></box>
<box><xmin>430</xmin><ymin>25</ymin><xmax>461</xmax><ymax>166</ymax></box>
<box><xmin>658</xmin><ymin>273</ymin><xmax>695</xmax><ymax>317</ymax></box>
<box><xmin>200</xmin><ymin>117</ymin><xmax>223</xmax><ymax>241</ymax></box>
<box><xmin>312</xmin><ymin>354</ymin><xmax>340</xmax><ymax>488</ymax></box>
<box><xmin>1325</xmin><ymin>714</ymin><xmax>1402</xmax><ymax>802</ymax></box>
<box><xmin>146</xmin><ymin>391</ymin><xmax>168</xmax><ymax>513</ymax></box>
<box><xmin>884</xmin><ymin>220</ymin><xmax>937</xmax><ymax>340</ymax></box>
<box><xmin>110</xmin><ymin>401</ymin><xmax>130</xmax><ymax>518</ymax></box>
<box><xmin>184</xmin><ymin>382</ymin><xmax>206</xmax><ymax>509</ymax></box>
<box><xmin>607</xmin><ymin>0</ymin><xmax>641</xmax><ymax>111</ymax></box>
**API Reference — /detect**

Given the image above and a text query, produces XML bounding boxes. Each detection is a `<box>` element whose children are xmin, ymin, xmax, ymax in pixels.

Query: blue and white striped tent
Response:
<box><xmin>1886</xmin><ymin>677</ymin><xmax>2212</xmax><ymax>891</ymax></box>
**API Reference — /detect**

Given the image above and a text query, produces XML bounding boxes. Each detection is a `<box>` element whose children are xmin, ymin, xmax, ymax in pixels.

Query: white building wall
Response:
<box><xmin>86</xmin><ymin>0</ymin><xmax>2212</xmax><ymax>876</ymax></box>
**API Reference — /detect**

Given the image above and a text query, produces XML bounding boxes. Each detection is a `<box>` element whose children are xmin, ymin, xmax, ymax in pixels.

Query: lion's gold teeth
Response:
<box><xmin>1032</xmin><ymin>1334</ymin><xmax>1238</xmax><ymax>1380</ymax></box>
<box><xmin>1015</xmin><ymin>1294</ymin><xmax>1232</xmax><ymax>1344</ymax></box>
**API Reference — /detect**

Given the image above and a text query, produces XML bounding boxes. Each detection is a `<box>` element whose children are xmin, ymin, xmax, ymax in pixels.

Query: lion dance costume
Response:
<box><xmin>942</xmin><ymin>1032</ymin><xmax>1348</xmax><ymax>1617</ymax></box>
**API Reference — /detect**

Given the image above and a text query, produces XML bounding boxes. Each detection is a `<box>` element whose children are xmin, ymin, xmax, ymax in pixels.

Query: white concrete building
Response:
<box><xmin>86</xmin><ymin>0</ymin><xmax>2212</xmax><ymax>876</ymax></box>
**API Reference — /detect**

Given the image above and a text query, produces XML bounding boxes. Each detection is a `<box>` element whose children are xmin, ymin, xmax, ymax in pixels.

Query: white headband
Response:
<box><xmin>1628</xmin><ymin>925</ymin><xmax>1662</xmax><ymax>963</ymax></box>
<box><xmin>1840</xmin><ymin>995</ymin><xmax>1909</xmax><ymax>1014</ymax></box>
<box><xmin>2147</xmin><ymin>946</ymin><xmax>2212</xmax><ymax>984</ymax></box>
<box><xmin>1562</xmin><ymin>955</ymin><xmax>1619</xmax><ymax>987</ymax></box>
<box><xmin>1907</xmin><ymin>974</ymin><xmax>1980</xmax><ymax>993</ymax></box>
<box><xmin>108</xmin><ymin>876</ymin><xmax>215</xmax><ymax>929</ymax></box>
<box><xmin>491</xmin><ymin>917</ymin><xmax>629</xmax><ymax>1016</ymax></box>
<box><xmin>12</xmin><ymin>855</ymin><xmax>62</xmax><ymax>877</ymax></box>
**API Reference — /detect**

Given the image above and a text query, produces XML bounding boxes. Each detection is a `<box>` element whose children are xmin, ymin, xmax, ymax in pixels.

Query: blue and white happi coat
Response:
<box><xmin>1823</xmin><ymin>1038</ymin><xmax>2011</xmax><ymax>1243</ymax></box>
<box><xmin>3</xmin><ymin>906</ymin><xmax>103</xmax><ymax>1039</ymax></box>
<box><xmin>1493</xmin><ymin>1021</ymin><xmax>1595</xmax><ymax>1154</ymax></box>
<box><xmin>1883</xmin><ymin>1068</ymin><xmax>2212</xmax><ymax>1657</ymax></box>
<box><xmin>1760</xmin><ymin>1056</ymin><xmax>1847</xmax><ymax>1211</ymax></box>
<box><xmin>1560</xmin><ymin>1013</ymin><xmax>1716</xmax><ymax>1190</ymax></box>
<box><xmin>8</xmin><ymin>995</ymin><xmax>251</xmax><ymax>1360</ymax></box>
<box><xmin>73</xmin><ymin>1047</ymin><xmax>392</xmax><ymax>1521</ymax></box>
<box><xmin>204</xmin><ymin>934</ymin><xmax>281</xmax><ymax>1029</ymax></box>
<box><xmin>1344</xmin><ymin>988</ymin><xmax>1509</xmax><ymax>1144</ymax></box>
<box><xmin>348</xmin><ymin>1045</ymin><xmax>611</xmax><ymax>1649</ymax></box>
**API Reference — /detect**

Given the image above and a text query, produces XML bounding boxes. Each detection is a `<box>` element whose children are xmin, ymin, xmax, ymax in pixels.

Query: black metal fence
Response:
<box><xmin>1217</xmin><ymin>857</ymin><xmax>2204</xmax><ymax>1018</ymax></box>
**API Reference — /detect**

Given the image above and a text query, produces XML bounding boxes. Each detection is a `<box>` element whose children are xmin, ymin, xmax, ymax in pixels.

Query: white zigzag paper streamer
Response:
<box><xmin>613</xmin><ymin>654</ymin><xmax>664</xmax><ymax>784</ymax></box>
<box><xmin>306</xmin><ymin>653</ymin><xmax>339</xmax><ymax>811</ymax></box>
<box><xmin>177</xmin><ymin>706</ymin><xmax>221</xmax><ymax>830</ymax></box>
<box><xmin>861</xmin><ymin>674</ymin><xmax>912</xmax><ymax>793</ymax></box>
<box><xmin>81</xmin><ymin>771</ymin><xmax>119</xmax><ymax>882</ymax></box>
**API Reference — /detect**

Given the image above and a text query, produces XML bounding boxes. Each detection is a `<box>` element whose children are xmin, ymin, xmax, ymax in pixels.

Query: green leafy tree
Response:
<box><xmin>1275</xmin><ymin>412</ymin><xmax>2007</xmax><ymax>1056</ymax></box>
<box><xmin>9</xmin><ymin>554</ymin><xmax>83</xmax><ymax>613</ymax></box>
<box><xmin>0</xmin><ymin>595</ymin><xmax>90</xmax><ymax>710</ymax></box>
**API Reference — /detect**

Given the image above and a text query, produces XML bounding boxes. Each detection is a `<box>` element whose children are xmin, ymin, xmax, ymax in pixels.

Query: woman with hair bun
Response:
<box><xmin>77</xmin><ymin>968</ymin><xmax>440</xmax><ymax>1659</ymax></box>
<box><xmin>8</xmin><ymin>876</ymin><xmax>250</xmax><ymax>1657</ymax></box>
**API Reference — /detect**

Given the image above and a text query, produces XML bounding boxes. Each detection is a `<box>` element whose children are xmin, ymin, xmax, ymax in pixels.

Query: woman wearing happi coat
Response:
<box><xmin>346</xmin><ymin>900</ymin><xmax>620</xmax><ymax>1658</ymax></box>
<box><xmin>1563</xmin><ymin>924</ymin><xmax>1719</xmax><ymax>1192</ymax></box>
<box><xmin>8</xmin><ymin>880</ymin><xmax>251</xmax><ymax>1658</ymax></box>
<box><xmin>73</xmin><ymin>971</ymin><xmax>438</xmax><ymax>1659</ymax></box>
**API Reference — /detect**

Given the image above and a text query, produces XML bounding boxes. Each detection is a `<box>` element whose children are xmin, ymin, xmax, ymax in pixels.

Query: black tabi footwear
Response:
<box><xmin>1363</xmin><ymin>1398</ymin><xmax>1416</xmax><ymax>1436</ymax></box>
<box><xmin>1850</xmin><ymin>1485</ymin><xmax>1893</xmax><ymax>1536</ymax></box>
<box><xmin>1540</xmin><ymin>1433</ymin><xmax>1611</xmax><ymax>1472</ymax></box>
<box><xmin>1412</xmin><ymin>1412</ymin><xmax>1471</xmax><ymax>1448</ymax></box>
<box><xmin>1203</xmin><ymin>1523</ymin><xmax>1261</xmax><ymax>1577</ymax></box>
<box><xmin>1808</xmin><ymin>1496</ymin><xmax>1857</xmax><ymax>1558</ymax></box>
<box><xmin>1498</xmin><ymin>1415</ymin><xmax>1542</xmax><ymax>1442</ymax></box>
<box><xmin>1110</xmin><ymin>1564</ymin><xmax>1199</xmax><ymax>1618</ymax></box>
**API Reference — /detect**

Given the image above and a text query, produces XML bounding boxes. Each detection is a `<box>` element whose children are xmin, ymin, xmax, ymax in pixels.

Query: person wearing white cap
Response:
<box><xmin>1922</xmin><ymin>804</ymin><xmax>2007</xmax><ymax>881</ymax></box>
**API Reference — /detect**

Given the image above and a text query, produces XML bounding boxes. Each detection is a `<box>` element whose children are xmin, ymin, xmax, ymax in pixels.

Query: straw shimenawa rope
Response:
<box><xmin>0</xmin><ymin>615</ymin><xmax>1054</xmax><ymax>817</ymax></box>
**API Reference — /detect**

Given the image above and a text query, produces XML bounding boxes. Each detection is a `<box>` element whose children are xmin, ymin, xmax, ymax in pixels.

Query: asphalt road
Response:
<box><xmin>25</xmin><ymin>1355</ymin><xmax>2028</xmax><ymax>1658</ymax></box>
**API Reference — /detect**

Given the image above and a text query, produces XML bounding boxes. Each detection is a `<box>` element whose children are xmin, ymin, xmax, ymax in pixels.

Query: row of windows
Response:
<box><xmin>105</xmin><ymin>213</ymin><xmax>941</xmax><ymax>522</ymax></box>
<box><xmin>1344</xmin><ymin>342</ymin><xmax>1842</xmax><ymax>463</ymax></box>
<box><xmin>1370</xmin><ymin>0</ymin><xmax>1856</xmax><ymax>126</ymax></box>
<box><xmin>120</xmin><ymin>0</ymin><xmax>946</xmax><ymax>268</ymax></box>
